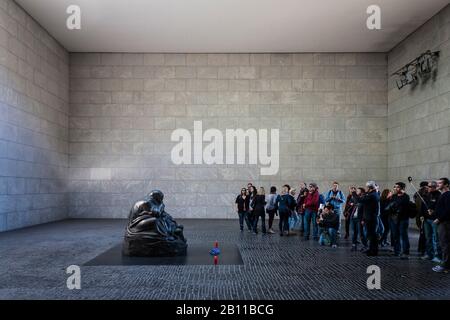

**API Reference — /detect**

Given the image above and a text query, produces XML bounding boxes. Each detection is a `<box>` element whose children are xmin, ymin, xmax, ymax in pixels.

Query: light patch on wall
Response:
<box><xmin>90</xmin><ymin>168</ymin><xmax>111</xmax><ymax>180</ymax></box>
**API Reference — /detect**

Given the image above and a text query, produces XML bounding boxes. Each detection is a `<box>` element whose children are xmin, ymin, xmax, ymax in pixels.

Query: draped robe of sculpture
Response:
<box><xmin>123</xmin><ymin>190</ymin><xmax>187</xmax><ymax>256</ymax></box>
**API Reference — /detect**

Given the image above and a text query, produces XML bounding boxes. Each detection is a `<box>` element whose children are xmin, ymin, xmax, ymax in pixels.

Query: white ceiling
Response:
<box><xmin>15</xmin><ymin>0</ymin><xmax>449</xmax><ymax>53</ymax></box>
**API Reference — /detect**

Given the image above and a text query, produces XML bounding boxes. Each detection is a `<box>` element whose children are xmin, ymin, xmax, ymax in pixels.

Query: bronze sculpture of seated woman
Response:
<box><xmin>123</xmin><ymin>190</ymin><xmax>187</xmax><ymax>257</ymax></box>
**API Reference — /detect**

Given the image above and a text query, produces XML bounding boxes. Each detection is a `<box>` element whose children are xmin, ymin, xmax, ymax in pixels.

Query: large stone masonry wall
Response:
<box><xmin>69</xmin><ymin>52</ymin><xmax>387</xmax><ymax>219</ymax></box>
<box><xmin>0</xmin><ymin>0</ymin><xmax>69</xmax><ymax>231</ymax></box>
<box><xmin>388</xmin><ymin>4</ymin><xmax>450</xmax><ymax>187</ymax></box>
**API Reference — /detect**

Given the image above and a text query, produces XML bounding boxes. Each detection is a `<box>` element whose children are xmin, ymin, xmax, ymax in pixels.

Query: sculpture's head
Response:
<box><xmin>148</xmin><ymin>190</ymin><xmax>164</xmax><ymax>204</ymax></box>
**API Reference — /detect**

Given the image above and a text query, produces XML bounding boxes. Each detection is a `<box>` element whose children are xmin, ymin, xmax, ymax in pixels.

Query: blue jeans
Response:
<box><xmin>424</xmin><ymin>219</ymin><xmax>441</xmax><ymax>259</ymax></box>
<box><xmin>304</xmin><ymin>209</ymin><xmax>318</xmax><ymax>239</ymax></box>
<box><xmin>245</xmin><ymin>211</ymin><xmax>254</xmax><ymax>231</ymax></box>
<box><xmin>289</xmin><ymin>212</ymin><xmax>300</xmax><ymax>230</ymax></box>
<box><xmin>376</xmin><ymin>215</ymin><xmax>384</xmax><ymax>238</ymax></box>
<box><xmin>298</xmin><ymin>213</ymin><xmax>305</xmax><ymax>232</ymax></box>
<box><xmin>253</xmin><ymin>213</ymin><xmax>266</xmax><ymax>233</ymax></box>
<box><xmin>380</xmin><ymin>214</ymin><xmax>390</xmax><ymax>244</ymax></box>
<box><xmin>319</xmin><ymin>227</ymin><xmax>337</xmax><ymax>246</ymax></box>
<box><xmin>238</xmin><ymin>211</ymin><xmax>252</xmax><ymax>231</ymax></box>
<box><xmin>334</xmin><ymin>208</ymin><xmax>341</xmax><ymax>232</ymax></box>
<box><xmin>360</xmin><ymin>222</ymin><xmax>368</xmax><ymax>247</ymax></box>
<box><xmin>238</xmin><ymin>211</ymin><xmax>246</xmax><ymax>230</ymax></box>
<box><xmin>390</xmin><ymin>217</ymin><xmax>410</xmax><ymax>255</ymax></box>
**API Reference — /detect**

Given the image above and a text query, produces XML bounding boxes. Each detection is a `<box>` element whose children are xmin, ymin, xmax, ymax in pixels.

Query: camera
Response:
<box><xmin>385</xmin><ymin>201</ymin><xmax>400</xmax><ymax>215</ymax></box>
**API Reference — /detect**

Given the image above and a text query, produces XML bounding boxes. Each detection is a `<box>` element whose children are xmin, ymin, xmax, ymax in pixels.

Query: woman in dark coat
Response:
<box><xmin>343</xmin><ymin>186</ymin><xmax>357</xmax><ymax>239</ymax></box>
<box><xmin>251</xmin><ymin>187</ymin><xmax>267</xmax><ymax>234</ymax></box>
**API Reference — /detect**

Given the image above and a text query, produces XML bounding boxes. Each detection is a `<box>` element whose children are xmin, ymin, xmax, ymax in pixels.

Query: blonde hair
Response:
<box><xmin>290</xmin><ymin>188</ymin><xmax>296</xmax><ymax>195</ymax></box>
<box><xmin>259</xmin><ymin>187</ymin><xmax>265</xmax><ymax>195</ymax></box>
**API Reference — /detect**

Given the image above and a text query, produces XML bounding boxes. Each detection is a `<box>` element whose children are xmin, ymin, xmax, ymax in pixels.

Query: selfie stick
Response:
<box><xmin>407</xmin><ymin>176</ymin><xmax>428</xmax><ymax>210</ymax></box>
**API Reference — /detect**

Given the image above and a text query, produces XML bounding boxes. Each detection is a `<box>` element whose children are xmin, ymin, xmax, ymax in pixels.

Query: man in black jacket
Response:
<box><xmin>432</xmin><ymin>177</ymin><xmax>450</xmax><ymax>273</ymax></box>
<box><xmin>387</xmin><ymin>182</ymin><xmax>411</xmax><ymax>259</ymax></box>
<box><xmin>421</xmin><ymin>181</ymin><xmax>442</xmax><ymax>262</ymax></box>
<box><xmin>276</xmin><ymin>185</ymin><xmax>296</xmax><ymax>236</ymax></box>
<box><xmin>359</xmin><ymin>181</ymin><xmax>380</xmax><ymax>256</ymax></box>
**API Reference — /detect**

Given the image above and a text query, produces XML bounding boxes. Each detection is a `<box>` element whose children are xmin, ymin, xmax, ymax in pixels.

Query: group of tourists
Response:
<box><xmin>235</xmin><ymin>178</ymin><xmax>450</xmax><ymax>274</ymax></box>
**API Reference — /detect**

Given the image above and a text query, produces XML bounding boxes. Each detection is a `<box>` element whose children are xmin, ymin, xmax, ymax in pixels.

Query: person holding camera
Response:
<box><xmin>379</xmin><ymin>188</ymin><xmax>392</xmax><ymax>247</ymax></box>
<box><xmin>324</xmin><ymin>182</ymin><xmax>346</xmax><ymax>233</ymax></box>
<box><xmin>349</xmin><ymin>187</ymin><xmax>368</xmax><ymax>252</ymax></box>
<box><xmin>387</xmin><ymin>182</ymin><xmax>411</xmax><ymax>259</ymax></box>
<box><xmin>317</xmin><ymin>204</ymin><xmax>339</xmax><ymax>248</ymax></box>
<box><xmin>358</xmin><ymin>181</ymin><xmax>380</xmax><ymax>256</ymax></box>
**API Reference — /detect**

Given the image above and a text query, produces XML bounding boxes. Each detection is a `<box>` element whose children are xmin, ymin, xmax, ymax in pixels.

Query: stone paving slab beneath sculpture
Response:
<box><xmin>0</xmin><ymin>219</ymin><xmax>449</xmax><ymax>300</ymax></box>
<box><xmin>85</xmin><ymin>243</ymin><xmax>243</xmax><ymax>266</ymax></box>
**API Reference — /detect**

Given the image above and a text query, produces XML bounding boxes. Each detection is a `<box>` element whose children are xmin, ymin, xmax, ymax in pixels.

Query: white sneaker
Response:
<box><xmin>332</xmin><ymin>244</ymin><xmax>337</xmax><ymax>248</ymax></box>
<box><xmin>421</xmin><ymin>255</ymin><xmax>431</xmax><ymax>260</ymax></box>
<box><xmin>432</xmin><ymin>257</ymin><xmax>442</xmax><ymax>263</ymax></box>
<box><xmin>432</xmin><ymin>265</ymin><xmax>449</xmax><ymax>273</ymax></box>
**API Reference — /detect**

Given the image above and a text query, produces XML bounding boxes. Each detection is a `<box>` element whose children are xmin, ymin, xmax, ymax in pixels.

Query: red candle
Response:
<box><xmin>214</xmin><ymin>255</ymin><xmax>218</xmax><ymax>265</ymax></box>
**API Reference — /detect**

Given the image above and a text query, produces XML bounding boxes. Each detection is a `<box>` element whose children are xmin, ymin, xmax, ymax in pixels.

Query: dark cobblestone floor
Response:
<box><xmin>0</xmin><ymin>219</ymin><xmax>449</xmax><ymax>300</ymax></box>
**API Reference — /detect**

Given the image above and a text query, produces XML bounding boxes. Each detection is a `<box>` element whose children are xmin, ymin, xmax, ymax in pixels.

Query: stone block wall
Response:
<box><xmin>388</xmin><ymin>5</ymin><xmax>450</xmax><ymax>189</ymax></box>
<box><xmin>69</xmin><ymin>52</ymin><xmax>387</xmax><ymax>218</ymax></box>
<box><xmin>0</xmin><ymin>0</ymin><xmax>69</xmax><ymax>231</ymax></box>
<box><xmin>5</xmin><ymin>1</ymin><xmax>449</xmax><ymax>224</ymax></box>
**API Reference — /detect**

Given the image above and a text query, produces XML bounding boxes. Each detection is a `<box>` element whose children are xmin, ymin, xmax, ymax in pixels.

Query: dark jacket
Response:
<box><xmin>349</xmin><ymin>192</ymin><xmax>363</xmax><ymax>219</ymax></box>
<box><xmin>343</xmin><ymin>194</ymin><xmax>354</xmax><ymax>218</ymax></box>
<box><xmin>414</xmin><ymin>188</ymin><xmax>429</xmax><ymax>218</ymax></box>
<box><xmin>388</xmin><ymin>193</ymin><xmax>410</xmax><ymax>221</ymax></box>
<box><xmin>251</xmin><ymin>195</ymin><xmax>266</xmax><ymax>216</ymax></box>
<box><xmin>318</xmin><ymin>211</ymin><xmax>339</xmax><ymax>230</ymax></box>
<box><xmin>425</xmin><ymin>190</ymin><xmax>441</xmax><ymax>220</ymax></box>
<box><xmin>358</xmin><ymin>190</ymin><xmax>380</xmax><ymax>222</ymax></box>
<box><xmin>277</xmin><ymin>194</ymin><xmax>295</xmax><ymax>213</ymax></box>
<box><xmin>288</xmin><ymin>194</ymin><xmax>296</xmax><ymax>211</ymax></box>
<box><xmin>235</xmin><ymin>195</ymin><xmax>249</xmax><ymax>212</ymax></box>
<box><xmin>435</xmin><ymin>191</ymin><xmax>450</xmax><ymax>222</ymax></box>
<box><xmin>380</xmin><ymin>198</ymin><xmax>390</xmax><ymax>218</ymax></box>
